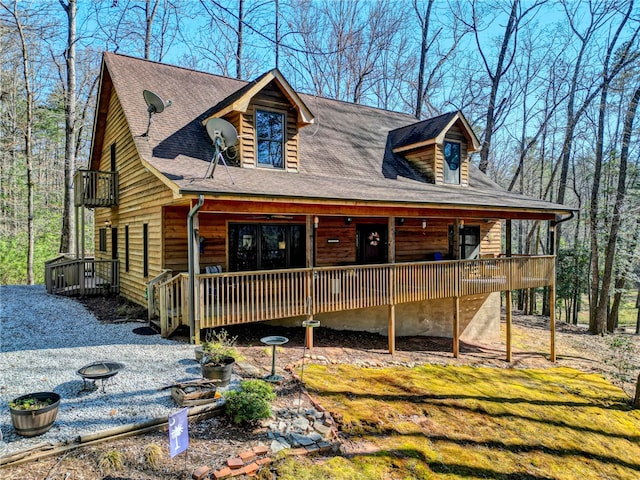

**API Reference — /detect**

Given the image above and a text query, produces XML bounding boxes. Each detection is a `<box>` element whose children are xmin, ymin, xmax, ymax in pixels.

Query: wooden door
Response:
<box><xmin>357</xmin><ymin>224</ymin><xmax>387</xmax><ymax>264</ymax></box>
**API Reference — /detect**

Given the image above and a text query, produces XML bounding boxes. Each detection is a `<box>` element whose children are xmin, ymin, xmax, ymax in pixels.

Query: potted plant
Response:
<box><xmin>200</xmin><ymin>329</ymin><xmax>241</xmax><ymax>387</ymax></box>
<box><xmin>9</xmin><ymin>391</ymin><xmax>61</xmax><ymax>437</ymax></box>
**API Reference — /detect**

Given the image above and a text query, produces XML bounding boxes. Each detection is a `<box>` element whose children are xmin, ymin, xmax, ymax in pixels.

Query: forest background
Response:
<box><xmin>1</xmin><ymin>0</ymin><xmax>639</xmax><ymax>335</ymax></box>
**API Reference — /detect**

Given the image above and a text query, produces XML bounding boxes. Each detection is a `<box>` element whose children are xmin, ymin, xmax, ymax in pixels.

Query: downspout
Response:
<box><xmin>549</xmin><ymin>212</ymin><xmax>575</xmax><ymax>255</ymax></box>
<box><xmin>187</xmin><ymin>195</ymin><xmax>205</xmax><ymax>344</ymax></box>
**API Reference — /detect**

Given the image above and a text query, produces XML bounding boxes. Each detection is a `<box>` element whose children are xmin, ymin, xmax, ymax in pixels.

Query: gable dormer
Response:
<box><xmin>202</xmin><ymin>69</ymin><xmax>314</xmax><ymax>173</ymax></box>
<box><xmin>389</xmin><ymin>111</ymin><xmax>479</xmax><ymax>186</ymax></box>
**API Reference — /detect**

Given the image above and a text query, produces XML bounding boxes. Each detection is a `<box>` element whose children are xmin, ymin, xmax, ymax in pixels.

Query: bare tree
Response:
<box><xmin>596</xmin><ymin>84</ymin><xmax>640</xmax><ymax>334</ymax></box>
<box><xmin>1</xmin><ymin>0</ymin><xmax>35</xmax><ymax>283</ymax></box>
<box><xmin>57</xmin><ymin>0</ymin><xmax>76</xmax><ymax>255</ymax></box>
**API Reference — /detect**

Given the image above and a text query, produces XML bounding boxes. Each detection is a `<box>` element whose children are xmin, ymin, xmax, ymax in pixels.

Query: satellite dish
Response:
<box><xmin>204</xmin><ymin>118</ymin><xmax>238</xmax><ymax>183</ymax></box>
<box><xmin>141</xmin><ymin>89</ymin><xmax>171</xmax><ymax>137</ymax></box>
<box><xmin>205</xmin><ymin>118</ymin><xmax>238</xmax><ymax>152</ymax></box>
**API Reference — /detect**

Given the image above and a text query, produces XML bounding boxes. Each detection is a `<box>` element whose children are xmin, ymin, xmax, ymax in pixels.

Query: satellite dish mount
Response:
<box><xmin>204</xmin><ymin>118</ymin><xmax>237</xmax><ymax>184</ymax></box>
<box><xmin>141</xmin><ymin>90</ymin><xmax>171</xmax><ymax>137</ymax></box>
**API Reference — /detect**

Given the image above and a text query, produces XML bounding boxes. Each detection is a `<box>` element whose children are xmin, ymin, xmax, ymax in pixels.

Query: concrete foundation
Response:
<box><xmin>269</xmin><ymin>292</ymin><xmax>501</xmax><ymax>343</ymax></box>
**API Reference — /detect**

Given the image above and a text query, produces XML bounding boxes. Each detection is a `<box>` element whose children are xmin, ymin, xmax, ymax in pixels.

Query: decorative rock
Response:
<box><xmin>292</xmin><ymin>415</ymin><xmax>310</xmax><ymax>431</ymax></box>
<box><xmin>305</xmin><ymin>444</ymin><xmax>320</xmax><ymax>454</ymax></box>
<box><xmin>256</xmin><ymin>457</ymin><xmax>272</xmax><ymax>465</ymax></box>
<box><xmin>317</xmin><ymin>440</ymin><xmax>333</xmax><ymax>452</ymax></box>
<box><xmin>289</xmin><ymin>432</ymin><xmax>315</xmax><ymax>446</ymax></box>
<box><xmin>313</xmin><ymin>421</ymin><xmax>331</xmax><ymax>437</ymax></box>
<box><xmin>307</xmin><ymin>431</ymin><xmax>322</xmax><ymax>442</ymax></box>
<box><xmin>270</xmin><ymin>438</ymin><xmax>290</xmax><ymax>453</ymax></box>
<box><xmin>192</xmin><ymin>465</ymin><xmax>211</xmax><ymax>480</ymax></box>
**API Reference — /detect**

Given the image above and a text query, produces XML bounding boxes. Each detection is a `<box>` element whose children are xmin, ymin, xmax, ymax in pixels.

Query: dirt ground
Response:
<box><xmin>2</xmin><ymin>296</ymin><xmax>639</xmax><ymax>479</ymax></box>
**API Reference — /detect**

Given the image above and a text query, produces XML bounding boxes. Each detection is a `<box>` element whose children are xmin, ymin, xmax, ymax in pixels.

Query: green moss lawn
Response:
<box><xmin>272</xmin><ymin>364</ymin><xmax>640</xmax><ymax>479</ymax></box>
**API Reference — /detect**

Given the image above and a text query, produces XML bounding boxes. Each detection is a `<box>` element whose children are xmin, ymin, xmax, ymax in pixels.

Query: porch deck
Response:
<box><xmin>154</xmin><ymin>256</ymin><xmax>555</xmax><ymax>340</ymax></box>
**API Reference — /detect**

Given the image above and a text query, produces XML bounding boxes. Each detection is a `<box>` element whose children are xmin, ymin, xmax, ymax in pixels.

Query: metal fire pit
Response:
<box><xmin>77</xmin><ymin>362</ymin><xmax>125</xmax><ymax>392</ymax></box>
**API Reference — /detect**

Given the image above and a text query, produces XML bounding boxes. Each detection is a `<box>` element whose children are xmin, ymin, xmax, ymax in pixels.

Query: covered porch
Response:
<box><xmin>153</xmin><ymin>255</ymin><xmax>556</xmax><ymax>362</ymax></box>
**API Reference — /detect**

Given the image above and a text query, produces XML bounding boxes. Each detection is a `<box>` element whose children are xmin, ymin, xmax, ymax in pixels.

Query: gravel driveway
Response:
<box><xmin>0</xmin><ymin>285</ymin><xmax>203</xmax><ymax>457</ymax></box>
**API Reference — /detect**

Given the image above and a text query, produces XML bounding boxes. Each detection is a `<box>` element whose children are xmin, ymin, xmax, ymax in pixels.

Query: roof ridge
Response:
<box><xmin>387</xmin><ymin>111</ymin><xmax>458</xmax><ymax>133</ymax></box>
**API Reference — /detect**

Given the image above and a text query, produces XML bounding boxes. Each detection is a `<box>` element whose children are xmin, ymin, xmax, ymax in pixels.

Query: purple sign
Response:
<box><xmin>168</xmin><ymin>407</ymin><xmax>189</xmax><ymax>458</ymax></box>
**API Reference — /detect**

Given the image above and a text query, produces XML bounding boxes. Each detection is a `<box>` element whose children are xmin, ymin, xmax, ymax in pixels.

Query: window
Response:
<box><xmin>111</xmin><ymin>227</ymin><xmax>118</xmax><ymax>260</ymax></box>
<box><xmin>443</xmin><ymin>141</ymin><xmax>461</xmax><ymax>185</ymax></box>
<box><xmin>99</xmin><ymin>228</ymin><xmax>107</xmax><ymax>252</ymax></box>
<box><xmin>143</xmin><ymin>223</ymin><xmax>149</xmax><ymax>277</ymax></box>
<box><xmin>110</xmin><ymin>142</ymin><xmax>116</xmax><ymax>172</ymax></box>
<box><xmin>125</xmin><ymin>225</ymin><xmax>129</xmax><ymax>272</ymax></box>
<box><xmin>256</xmin><ymin>110</ymin><xmax>285</xmax><ymax>168</ymax></box>
<box><xmin>229</xmin><ymin>223</ymin><xmax>305</xmax><ymax>271</ymax></box>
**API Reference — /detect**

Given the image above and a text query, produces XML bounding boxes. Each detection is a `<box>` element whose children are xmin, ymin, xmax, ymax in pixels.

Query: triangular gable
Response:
<box><xmin>201</xmin><ymin>69</ymin><xmax>315</xmax><ymax>127</ymax></box>
<box><xmin>390</xmin><ymin>111</ymin><xmax>480</xmax><ymax>154</ymax></box>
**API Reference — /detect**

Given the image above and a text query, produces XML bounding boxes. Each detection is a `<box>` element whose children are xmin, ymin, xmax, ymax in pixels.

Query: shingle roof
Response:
<box><xmin>94</xmin><ymin>52</ymin><xmax>573</xmax><ymax>216</ymax></box>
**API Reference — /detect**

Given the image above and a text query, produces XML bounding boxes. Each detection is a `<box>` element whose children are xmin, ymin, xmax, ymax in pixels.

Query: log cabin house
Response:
<box><xmin>46</xmin><ymin>52</ymin><xmax>573</xmax><ymax>359</ymax></box>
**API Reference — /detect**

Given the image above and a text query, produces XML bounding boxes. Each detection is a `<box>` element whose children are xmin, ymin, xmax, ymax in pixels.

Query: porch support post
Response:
<box><xmin>505</xmin><ymin>290</ymin><xmax>512</xmax><ymax>362</ymax></box>
<box><xmin>549</xmin><ymin>220</ymin><xmax>556</xmax><ymax>362</ymax></box>
<box><xmin>453</xmin><ymin>296</ymin><xmax>460</xmax><ymax>358</ymax></box>
<box><xmin>388</xmin><ymin>304</ymin><xmax>395</xmax><ymax>354</ymax></box>
<box><xmin>388</xmin><ymin>217</ymin><xmax>396</xmax><ymax>354</ymax></box>
<box><xmin>505</xmin><ymin>219</ymin><xmax>512</xmax><ymax>362</ymax></box>
<box><xmin>305</xmin><ymin>215</ymin><xmax>315</xmax><ymax>350</ymax></box>
<box><xmin>453</xmin><ymin>219</ymin><xmax>461</xmax><ymax>259</ymax></box>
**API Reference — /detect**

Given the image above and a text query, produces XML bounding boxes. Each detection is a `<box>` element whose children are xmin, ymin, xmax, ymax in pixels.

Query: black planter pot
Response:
<box><xmin>201</xmin><ymin>357</ymin><xmax>235</xmax><ymax>387</ymax></box>
<box><xmin>9</xmin><ymin>391</ymin><xmax>61</xmax><ymax>437</ymax></box>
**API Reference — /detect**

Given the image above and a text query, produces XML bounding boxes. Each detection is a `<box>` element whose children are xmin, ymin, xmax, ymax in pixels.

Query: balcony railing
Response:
<box><xmin>45</xmin><ymin>257</ymin><xmax>119</xmax><ymax>296</ymax></box>
<box><xmin>74</xmin><ymin>170</ymin><xmax>118</xmax><ymax>207</ymax></box>
<box><xmin>155</xmin><ymin>256</ymin><xmax>555</xmax><ymax>337</ymax></box>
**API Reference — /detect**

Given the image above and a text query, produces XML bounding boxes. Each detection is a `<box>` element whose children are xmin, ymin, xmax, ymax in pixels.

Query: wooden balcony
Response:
<box><xmin>45</xmin><ymin>256</ymin><xmax>119</xmax><ymax>296</ymax></box>
<box><xmin>155</xmin><ymin>256</ymin><xmax>555</xmax><ymax>338</ymax></box>
<box><xmin>74</xmin><ymin>170</ymin><xmax>118</xmax><ymax>207</ymax></box>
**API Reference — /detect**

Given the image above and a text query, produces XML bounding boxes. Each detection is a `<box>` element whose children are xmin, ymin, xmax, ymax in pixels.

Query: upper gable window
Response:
<box><xmin>256</xmin><ymin>109</ymin><xmax>285</xmax><ymax>169</ymax></box>
<box><xmin>443</xmin><ymin>141</ymin><xmax>461</xmax><ymax>185</ymax></box>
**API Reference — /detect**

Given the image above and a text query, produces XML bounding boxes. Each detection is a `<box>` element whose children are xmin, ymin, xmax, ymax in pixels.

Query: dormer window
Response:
<box><xmin>443</xmin><ymin>141</ymin><xmax>461</xmax><ymax>185</ymax></box>
<box><xmin>256</xmin><ymin>109</ymin><xmax>285</xmax><ymax>169</ymax></box>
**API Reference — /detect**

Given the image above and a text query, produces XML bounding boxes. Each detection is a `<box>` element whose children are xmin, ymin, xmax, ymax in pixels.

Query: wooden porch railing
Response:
<box><xmin>45</xmin><ymin>257</ymin><xmax>119</xmax><ymax>296</ymax></box>
<box><xmin>154</xmin><ymin>256</ymin><xmax>555</xmax><ymax>337</ymax></box>
<box><xmin>158</xmin><ymin>273</ymin><xmax>188</xmax><ymax>338</ymax></box>
<box><xmin>74</xmin><ymin>170</ymin><xmax>118</xmax><ymax>207</ymax></box>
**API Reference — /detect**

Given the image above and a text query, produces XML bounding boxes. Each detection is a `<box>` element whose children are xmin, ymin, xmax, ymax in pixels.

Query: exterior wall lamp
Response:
<box><xmin>105</xmin><ymin>219</ymin><xmax>111</xmax><ymax>229</ymax></box>
<box><xmin>398</xmin><ymin>218</ymin><xmax>405</xmax><ymax>225</ymax></box>
<box><xmin>314</xmin><ymin>216</ymin><xmax>319</xmax><ymax>229</ymax></box>
<box><xmin>345</xmin><ymin>217</ymin><xmax>352</xmax><ymax>225</ymax></box>
<box><xmin>422</xmin><ymin>219</ymin><xmax>427</xmax><ymax>230</ymax></box>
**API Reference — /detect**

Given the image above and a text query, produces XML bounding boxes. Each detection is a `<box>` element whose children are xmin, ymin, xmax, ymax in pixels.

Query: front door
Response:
<box><xmin>357</xmin><ymin>224</ymin><xmax>387</xmax><ymax>264</ymax></box>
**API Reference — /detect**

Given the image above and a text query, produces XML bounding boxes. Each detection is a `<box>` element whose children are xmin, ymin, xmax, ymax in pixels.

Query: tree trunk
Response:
<box><xmin>236</xmin><ymin>0</ymin><xmax>244</xmax><ymax>79</ymax></box>
<box><xmin>608</xmin><ymin>276</ymin><xmax>625</xmax><ymax>333</ymax></box>
<box><xmin>634</xmin><ymin>373</ymin><xmax>640</xmax><ymax>408</ymax></box>
<box><xmin>477</xmin><ymin>0</ymin><xmax>518</xmax><ymax>173</ymax></box>
<box><xmin>144</xmin><ymin>0</ymin><xmax>159</xmax><ymax>60</ymax></box>
<box><xmin>414</xmin><ymin>0</ymin><xmax>434</xmax><ymax>119</ymax></box>
<box><xmin>9</xmin><ymin>2</ymin><xmax>35</xmax><ymax>284</ymax></box>
<box><xmin>636</xmin><ymin>287</ymin><xmax>640</xmax><ymax>335</ymax></box>
<box><xmin>58</xmin><ymin>0</ymin><xmax>77</xmax><ymax>256</ymax></box>
<box><xmin>595</xmin><ymin>84</ymin><xmax>640</xmax><ymax>334</ymax></box>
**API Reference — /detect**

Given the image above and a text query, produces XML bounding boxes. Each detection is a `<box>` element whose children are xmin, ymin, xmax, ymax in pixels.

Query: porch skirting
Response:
<box><xmin>266</xmin><ymin>292</ymin><xmax>500</xmax><ymax>343</ymax></box>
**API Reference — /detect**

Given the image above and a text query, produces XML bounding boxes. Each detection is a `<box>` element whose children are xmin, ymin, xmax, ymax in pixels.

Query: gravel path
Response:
<box><xmin>0</xmin><ymin>285</ymin><xmax>205</xmax><ymax>457</ymax></box>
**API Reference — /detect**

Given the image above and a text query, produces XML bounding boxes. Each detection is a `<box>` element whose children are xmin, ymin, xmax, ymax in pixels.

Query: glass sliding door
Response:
<box><xmin>229</xmin><ymin>223</ymin><xmax>305</xmax><ymax>271</ymax></box>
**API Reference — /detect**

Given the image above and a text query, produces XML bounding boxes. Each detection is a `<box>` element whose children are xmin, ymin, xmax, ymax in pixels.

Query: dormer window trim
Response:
<box><xmin>255</xmin><ymin>108</ymin><xmax>286</xmax><ymax>170</ymax></box>
<box><xmin>443</xmin><ymin>140</ymin><xmax>461</xmax><ymax>185</ymax></box>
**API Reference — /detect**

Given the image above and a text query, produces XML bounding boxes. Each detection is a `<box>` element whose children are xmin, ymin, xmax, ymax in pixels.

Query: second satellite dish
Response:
<box><xmin>141</xmin><ymin>89</ymin><xmax>171</xmax><ymax>137</ymax></box>
<box><xmin>205</xmin><ymin>118</ymin><xmax>238</xmax><ymax>151</ymax></box>
<box><xmin>204</xmin><ymin>118</ymin><xmax>237</xmax><ymax>183</ymax></box>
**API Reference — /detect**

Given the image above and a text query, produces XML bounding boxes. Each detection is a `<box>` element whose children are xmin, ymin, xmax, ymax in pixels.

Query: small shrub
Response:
<box><xmin>225</xmin><ymin>379</ymin><xmax>276</xmax><ymax>425</ymax></box>
<box><xmin>142</xmin><ymin>443</ymin><xmax>163</xmax><ymax>468</ymax></box>
<box><xmin>98</xmin><ymin>449</ymin><xmax>123</xmax><ymax>472</ymax></box>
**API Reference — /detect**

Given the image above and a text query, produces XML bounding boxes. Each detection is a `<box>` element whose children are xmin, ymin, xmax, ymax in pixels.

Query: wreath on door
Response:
<box><xmin>368</xmin><ymin>231</ymin><xmax>380</xmax><ymax>246</ymax></box>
